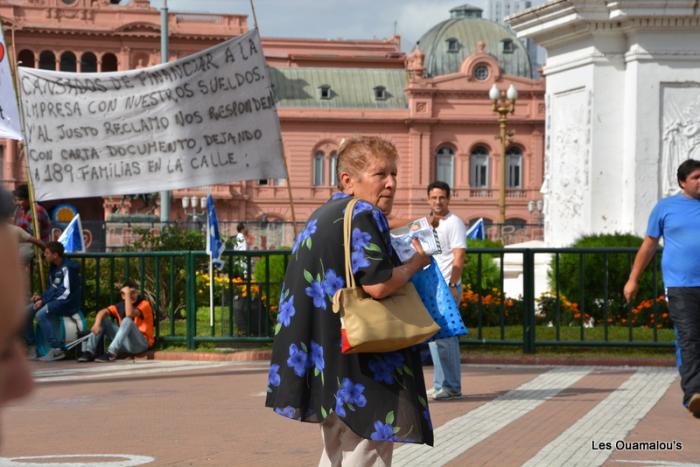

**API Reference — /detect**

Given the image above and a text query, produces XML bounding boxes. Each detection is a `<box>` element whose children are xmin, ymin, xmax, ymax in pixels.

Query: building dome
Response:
<box><xmin>415</xmin><ymin>4</ymin><xmax>532</xmax><ymax>78</ymax></box>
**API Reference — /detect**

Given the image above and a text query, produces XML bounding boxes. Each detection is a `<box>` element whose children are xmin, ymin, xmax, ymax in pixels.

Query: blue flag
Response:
<box><xmin>57</xmin><ymin>214</ymin><xmax>85</xmax><ymax>253</ymax></box>
<box><xmin>206</xmin><ymin>195</ymin><xmax>225</xmax><ymax>270</ymax></box>
<box><xmin>466</xmin><ymin>218</ymin><xmax>485</xmax><ymax>241</ymax></box>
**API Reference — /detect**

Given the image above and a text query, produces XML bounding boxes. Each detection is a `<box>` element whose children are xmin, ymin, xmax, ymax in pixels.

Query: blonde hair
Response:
<box><xmin>336</xmin><ymin>136</ymin><xmax>398</xmax><ymax>190</ymax></box>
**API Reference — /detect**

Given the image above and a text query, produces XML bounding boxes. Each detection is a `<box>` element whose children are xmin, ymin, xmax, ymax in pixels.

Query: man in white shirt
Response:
<box><xmin>234</xmin><ymin>223</ymin><xmax>248</xmax><ymax>251</ymax></box>
<box><xmin>427</xmin><ymin>181</ymin><xmax>466</xmax><ymax>400</ymax></box>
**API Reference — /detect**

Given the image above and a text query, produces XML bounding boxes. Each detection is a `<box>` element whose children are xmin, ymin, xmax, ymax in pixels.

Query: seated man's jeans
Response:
<box><xmin>24</xmin><ymin>304</ymin><xmax>63</xmax><ymax>349</ymax></box>
<box><xmin>86</xmin><ymin>317</ymin><xmax>148</xmax><ymax>356</ymax></box>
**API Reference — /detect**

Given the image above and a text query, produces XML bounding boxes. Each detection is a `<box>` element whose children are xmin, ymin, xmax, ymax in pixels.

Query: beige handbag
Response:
<box><xmin>332</xmin><ymin>198</ymin><xmax>440</xmax><ymax>353</ymax></box>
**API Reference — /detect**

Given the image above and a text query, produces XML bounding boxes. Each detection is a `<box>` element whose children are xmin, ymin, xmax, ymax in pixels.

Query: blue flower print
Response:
<box><xmin>292</xmin><ymin>219</ymin><xmax>318</xmax><ymax>253</ymax></box>
<box><xmin>321</xmin><ymin>269</ymin><xmax>344</xmax><ymax>297</ymax></box>
<box><xmin>268</xmin><ymin>364</ymin><xmax>281</xmax><ymax>387</ymax></box>
<box><xmin>274</xmin><ymin>406</ymin><xmax>296</xmax><ymax>419</ymax></box>
<box><xmin>335</xmin><ymin>394</ymin><xmax>348</xmax><ymax>417</ymax></box>
<box><xmin>423</xmin><ymin>409</ymin><xmax>433</xmax><ymax>430</ymax></box>
<box><xmin>351</xmin><ymin>250</ymin><xmax>370</xmax><ymax>273</ymax></box>
<box><xmin>369</xmin><ymin>359</ymin><xmax>394</xmax><ymax>385</ymax></box>
<box><xmin>310</xmin><ymin>341</ymin><xmax>324</xmax><ymax>372</ymax></box>
<box><xmin>331</xmin><ymin>192</ymin><xmax>349</xmax><ymax>201</ymax></box>
<box><xmin>287</xmin><ymin>343</ymin><xmax>309</xmax><ymax>377</ymax></box>
<box><xmin>339</xmin><ymin>378</ymin><xmax>367</xmax><ymax>407</ymax></box>
<box><xmin>335</xmin><ymin>378</ymin><xmax>367</xmax><ymax>417</ymax></box>
<box><xmin>277</xmin><ymin>294</ymin><xmax>296</xmax><ymax>327</ymax></box>
<box><xmin>305</xmin><ymin>280</ymin><xmax>327</xmax><ymax>310</ymax></box>
<box><xmin>352</xmin><ymin>228</ymin><xmax>372</xmax><ymax>251</ymax></box>
<box><xmin>370</xmin><ymin>421</ymin><xmax>398</xmax><ymax>441</ymax></box>
<box><xmin>368</xmin><ymin>353</ymin><xmax>405</xmax><ymax>385</ymax></box>
<box><xmin>352</xmin><ymin>200</ymin><xmax>373</xmax><ymax>218</ymax></box>
<box><xmin>384</xmin><ymin>352</ymin><xmax>405</xmax><ymax>370</ymax></box>
<box><xmin>372</xmin><ymin>208</ymin><xmax>389</xmax><ymax>233</ymax></box>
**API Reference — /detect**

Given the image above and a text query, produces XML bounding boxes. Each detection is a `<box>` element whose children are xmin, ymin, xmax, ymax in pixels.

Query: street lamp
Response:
<box><xmin>527</xmin><ymin>199</ymin><xmax>544</xmax><ymax>223</ymax></box>
<box><xmin>489</xmin><ymin>83</ymin><xmax>518</xmax><ymax>225</ymax></box>
<box><xmin>181</xmin><ymin>195</ymin><xmax>207</xmax><ymax>225</ymax></box>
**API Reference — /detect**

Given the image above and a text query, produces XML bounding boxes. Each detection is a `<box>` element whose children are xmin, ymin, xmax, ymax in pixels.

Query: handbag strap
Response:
<box><xmin>343</xmin><ymin>198</ymin><xmax>359</xmax><ymax>289</ymax></box>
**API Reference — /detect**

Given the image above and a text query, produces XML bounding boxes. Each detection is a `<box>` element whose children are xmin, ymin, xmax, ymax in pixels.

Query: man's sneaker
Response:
<box><xmin>95</xmin><ymin>352</ymin><xmax>117</xmax><ymax>363</ymax></box>
<box><xmin>688</xmin><ymin>393</ymin><xmax>700</xmax><ymax>419</ymax></box>
<box><xmin>426</xmin><ymin>387</ymin><xmax>437</xmax><ymax>397</ymax></box>
<box><xmin>77</xmin><ymin>352</ymin><xmax>95</xmax><ymax>363</ymax></box>
<box><xmin>432</xmin><ymin>389</ymin><xmax>462</xmax><ymax>401</ymax></box>
<box><xmin>38</xmin><ymin>348</ymin><xmax>65</xmax><ymax>362</ymax></box>
<box><xmin>26</xmin><ymin>345</ymin><xmax>38</xmax><ymax>360</ymax></box>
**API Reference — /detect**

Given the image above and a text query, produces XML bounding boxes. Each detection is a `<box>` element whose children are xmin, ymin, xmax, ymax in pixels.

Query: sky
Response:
<box><xmin>151</xmin><ymin>0</ymin><xmax>493</xmax><ymax>52</ymax></box>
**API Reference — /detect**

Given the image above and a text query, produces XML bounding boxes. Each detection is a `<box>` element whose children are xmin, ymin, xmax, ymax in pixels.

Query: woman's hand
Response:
<box><xmin>410</xmin><ymin>238</ymin><xmax>431</xmax><ymax>269</ymax></box>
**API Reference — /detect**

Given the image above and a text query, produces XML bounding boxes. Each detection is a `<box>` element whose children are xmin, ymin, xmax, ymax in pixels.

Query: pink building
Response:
<box><xmin>0</xmin><ymin>0</ymin><xmax>544</xmax><ymax>248</ymax></box>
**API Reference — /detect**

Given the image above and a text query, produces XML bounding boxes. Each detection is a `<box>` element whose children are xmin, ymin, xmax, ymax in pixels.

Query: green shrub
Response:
<box><xmin>463</xmin><ymin>239</ymin><xmax>503</xmax><ymax>293</ymax></box>
<box><xmin>549</xmin><ymin>233</ymin><xmax>664</xmax><ymax>324</ymax></box>
<box><xmin>253</xmin><ymin>248</ymin><xmax>290</xmax><ymax>315</ymax></box>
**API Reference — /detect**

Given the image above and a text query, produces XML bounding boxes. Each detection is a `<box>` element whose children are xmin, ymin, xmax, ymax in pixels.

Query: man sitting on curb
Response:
<box><xmin>25</xmin><ymin>241</ymin><xmax>82</xmax><ymax>362</ymax></box>
<box><xmin>78</xmin><ymin>280</ymin><xmax>154</xmax><ymax>363</ymax></box>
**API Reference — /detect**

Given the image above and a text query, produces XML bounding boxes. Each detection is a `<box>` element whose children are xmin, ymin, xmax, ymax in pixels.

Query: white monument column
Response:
<box><xmin>509</xmin><ymin>1</ymin><xmax>700</xmax><ymax>246</ymax></box>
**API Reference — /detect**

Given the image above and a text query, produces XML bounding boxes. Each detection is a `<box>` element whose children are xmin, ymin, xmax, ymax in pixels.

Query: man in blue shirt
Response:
<box><xmin>624</xmin><ymin>158</ymin><xmax>700</xmax><ymax>418</ymax></box>
<box><xmin>25</xmin><ymin>241</ymin><xmax>82</xmax><ymax>362</ymax></box>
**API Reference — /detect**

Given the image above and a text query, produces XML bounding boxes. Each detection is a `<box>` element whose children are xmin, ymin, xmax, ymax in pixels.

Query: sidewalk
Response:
<box><xmin>146</xmin><ymin>348</ymin><xmax>675</xmax><ymax>367</ymax></box>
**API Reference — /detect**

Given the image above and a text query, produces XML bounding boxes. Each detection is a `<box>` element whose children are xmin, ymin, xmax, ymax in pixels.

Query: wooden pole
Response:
<box><xmin>248</xmin><ymin>0</ymin><xmax>298</xmax><ymax>236</ymax></box>
<box><xmin>8</xmin><ymin>24</ymin><xmax>46</xmax><ymax>290</ymax></box>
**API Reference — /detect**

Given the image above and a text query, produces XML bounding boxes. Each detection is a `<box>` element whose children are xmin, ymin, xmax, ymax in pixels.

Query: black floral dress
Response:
<box><xmin>265</xmin><ymin>193</ymin><xmax>434</xmax><ymax>445</ymax></box>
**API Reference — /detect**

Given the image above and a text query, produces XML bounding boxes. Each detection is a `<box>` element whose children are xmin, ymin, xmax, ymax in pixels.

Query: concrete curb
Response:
<box><xmin>143</xmin><ymin>350</ymin><xmax>675</xmax><ymax>367</ymax></box>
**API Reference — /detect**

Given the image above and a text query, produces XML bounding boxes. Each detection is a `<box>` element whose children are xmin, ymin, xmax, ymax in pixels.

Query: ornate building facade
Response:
<box><xmin>1</xmin><ymin>0</ymin><xmax>544</xmax><ymax>248</ymax></box>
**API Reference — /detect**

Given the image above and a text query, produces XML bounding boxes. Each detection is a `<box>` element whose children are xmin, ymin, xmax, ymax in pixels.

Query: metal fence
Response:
<box><xmin>53</xmin><ymin>247</ymin><xmax>673</xmax><ymax>353</ymax></box>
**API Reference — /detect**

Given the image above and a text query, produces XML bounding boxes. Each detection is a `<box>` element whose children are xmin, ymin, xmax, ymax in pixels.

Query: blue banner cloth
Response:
<box><xmin>57</xmin><ymin>214</ymin><xmax>85</xmax><ymax>253</ymax></box>
<box><xmin>206</xmin><ymin>195</ymin><xmax>225</xmax><ymax>270</ymax></box>
<box><xmin>466</xmin><ymin>218</ymin><xmax>485</xmax><ymax>240</ymax></box>
<box><xmin>411</xmin><ymin>259</ymin><xmax>468</xmax><ymax>341</ymax></box>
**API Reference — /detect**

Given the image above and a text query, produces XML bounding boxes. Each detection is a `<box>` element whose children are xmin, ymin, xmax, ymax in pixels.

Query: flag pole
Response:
<box><xmin>8</xmin><ymin>23</ymin><xmax>46</xmax><ymax>290</ymax></box>
<box><xmin>206</xmin><ymin>208</ymin><xmax>214</xmax><ymax>330</ymax></box>
<box><xmin>249</xmin><ymin>0</ymin><xmax>298</xmax><ymax>237</ymax></box>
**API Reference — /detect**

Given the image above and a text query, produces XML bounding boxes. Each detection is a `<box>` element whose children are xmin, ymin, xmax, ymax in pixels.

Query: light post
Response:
<box><xmin>489</xmin><ymin>83</ymin><xmax>518</xmax><ymax>225</ymax></box>
<box><xmin>527</xmin><ymin>199</ymin><xmax>544</xmax><ymax>222</ymax></box>
<box><xmin>181</xmin><ymin>195</ymin><xmax>207</xmax><ymax>229</ymax></box>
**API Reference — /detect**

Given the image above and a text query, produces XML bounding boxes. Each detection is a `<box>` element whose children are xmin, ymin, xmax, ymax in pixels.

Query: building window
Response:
<box><xmin>436</xmin><ymin>146</ymin><xmax>455</xmax><ymax>186</ymax></box>
<box><xmin>313</xmin><ymin>151</ymin><xmax>325</xmax><ymax>186</ymax></box>
<box><xmin>39</xmin><ymin>50</ymin><xmax>56</xmax><ymax>70</ymax></box>
<box><xmin>81</xmin><ymin>52</ymin><xmax>98</xmax><ymax>73</ymax></box>
<box><xmin>502</xmin><ymin>39</ymin><xmax>515</xmax><ymax>54</ymax></box>
<box><xmin>506</xmin><ymin>147</ymin><xmax>523</xmax><ymax>189</ymax></box>
<box><xmin>446</xmin><ymin>38</ymin><xmax>460</xmax><ymax>53</ymax></box>
<box><xmin>470</xmin><ymin>146</ymin><xmax>489</xmax><ymax>188</ymax></box>
<box><xmin>319</xmin><ymin>85</ymin><xmax>332</xmax><ymax>100</ymax></box>
<box><xmin>0</xmin><ymin>145</ymin><xmax>4</xmax><ymax>180</ymax></box>
<box><xmin>373</xmin><ymin>86</ymin><xmax>387</xmax><ymax>101</ymax></box>
<box><xmin>101</xmin><ymin>53</ymin><xmax>118</xmax><ymax>72</ymax></box>
<box><xmin>17</xmin><ymin>50</ymin><xmax>35</xmax><ymax>68</ymax></box>
<box><xmin>473</xmin><ymin>64</ymin><xmax>489</xmax><ymax>80</ymax></box>
<box><xmin>329</xmin><ymin>151</ymin><xmax>338</xmax><ymax>187</ymax></box>
<box><xmin>60</xmin><ymin>51</ymin><xmax>77</xmax><ymax>72</ymax></box>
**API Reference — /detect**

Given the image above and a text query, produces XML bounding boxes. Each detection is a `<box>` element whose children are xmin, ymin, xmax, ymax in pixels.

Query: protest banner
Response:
<box><xmin>0</xmin><ymin>26</ymin><xmax>23</xmax><ymax>140</ymax></box>
<box><xmin>17</xmin><ymin>29</ymin><xmax>286</xmax><ymax>201</ymax></box>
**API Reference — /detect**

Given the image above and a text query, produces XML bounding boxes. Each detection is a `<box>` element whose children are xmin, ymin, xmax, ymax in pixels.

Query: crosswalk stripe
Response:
<box><xmin>33</xmin><ymin>361</ymin><xmax>268</xmax><ymax>383</ymax></box>
<box><xmin>393</xmin><ymin>366</ymin><xmax>592</xmax><ymax>466</ymax></box>
<box><xmin>522</xmin><ymin>367</ymin><xmax>677</xmax><ymax>467</ymax></box>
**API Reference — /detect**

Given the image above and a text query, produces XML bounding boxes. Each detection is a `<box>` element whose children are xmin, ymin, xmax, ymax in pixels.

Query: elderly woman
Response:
<box><xmin>266</xmin><ymin>137</ymin><xmax>433</xmax><ymax>466</ymax></box>
<box><xmin>0</xmin><ymin>187</ymin><xmax>33</xmax><ymax>445</ymax></box>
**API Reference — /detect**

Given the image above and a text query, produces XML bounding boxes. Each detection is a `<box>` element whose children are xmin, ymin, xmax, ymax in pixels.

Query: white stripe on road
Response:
<box><xmin>393</xmin><ymin>367</ymin><xmax>592</xmax><ymax>467</ymax></box>
<box><xmin>0</xmin><ymin>454</ymin><xmax>154</xmax><ymax>466</ymax></box>
<box><xmin>34</xmin><ymin>361</ymin><xmax>269</xmax><ymax>383</ymax></box>
<box><xmin>523</xmin><ymin>367</ymin><xmax>677</xmax><ymax>467</ymax></box>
